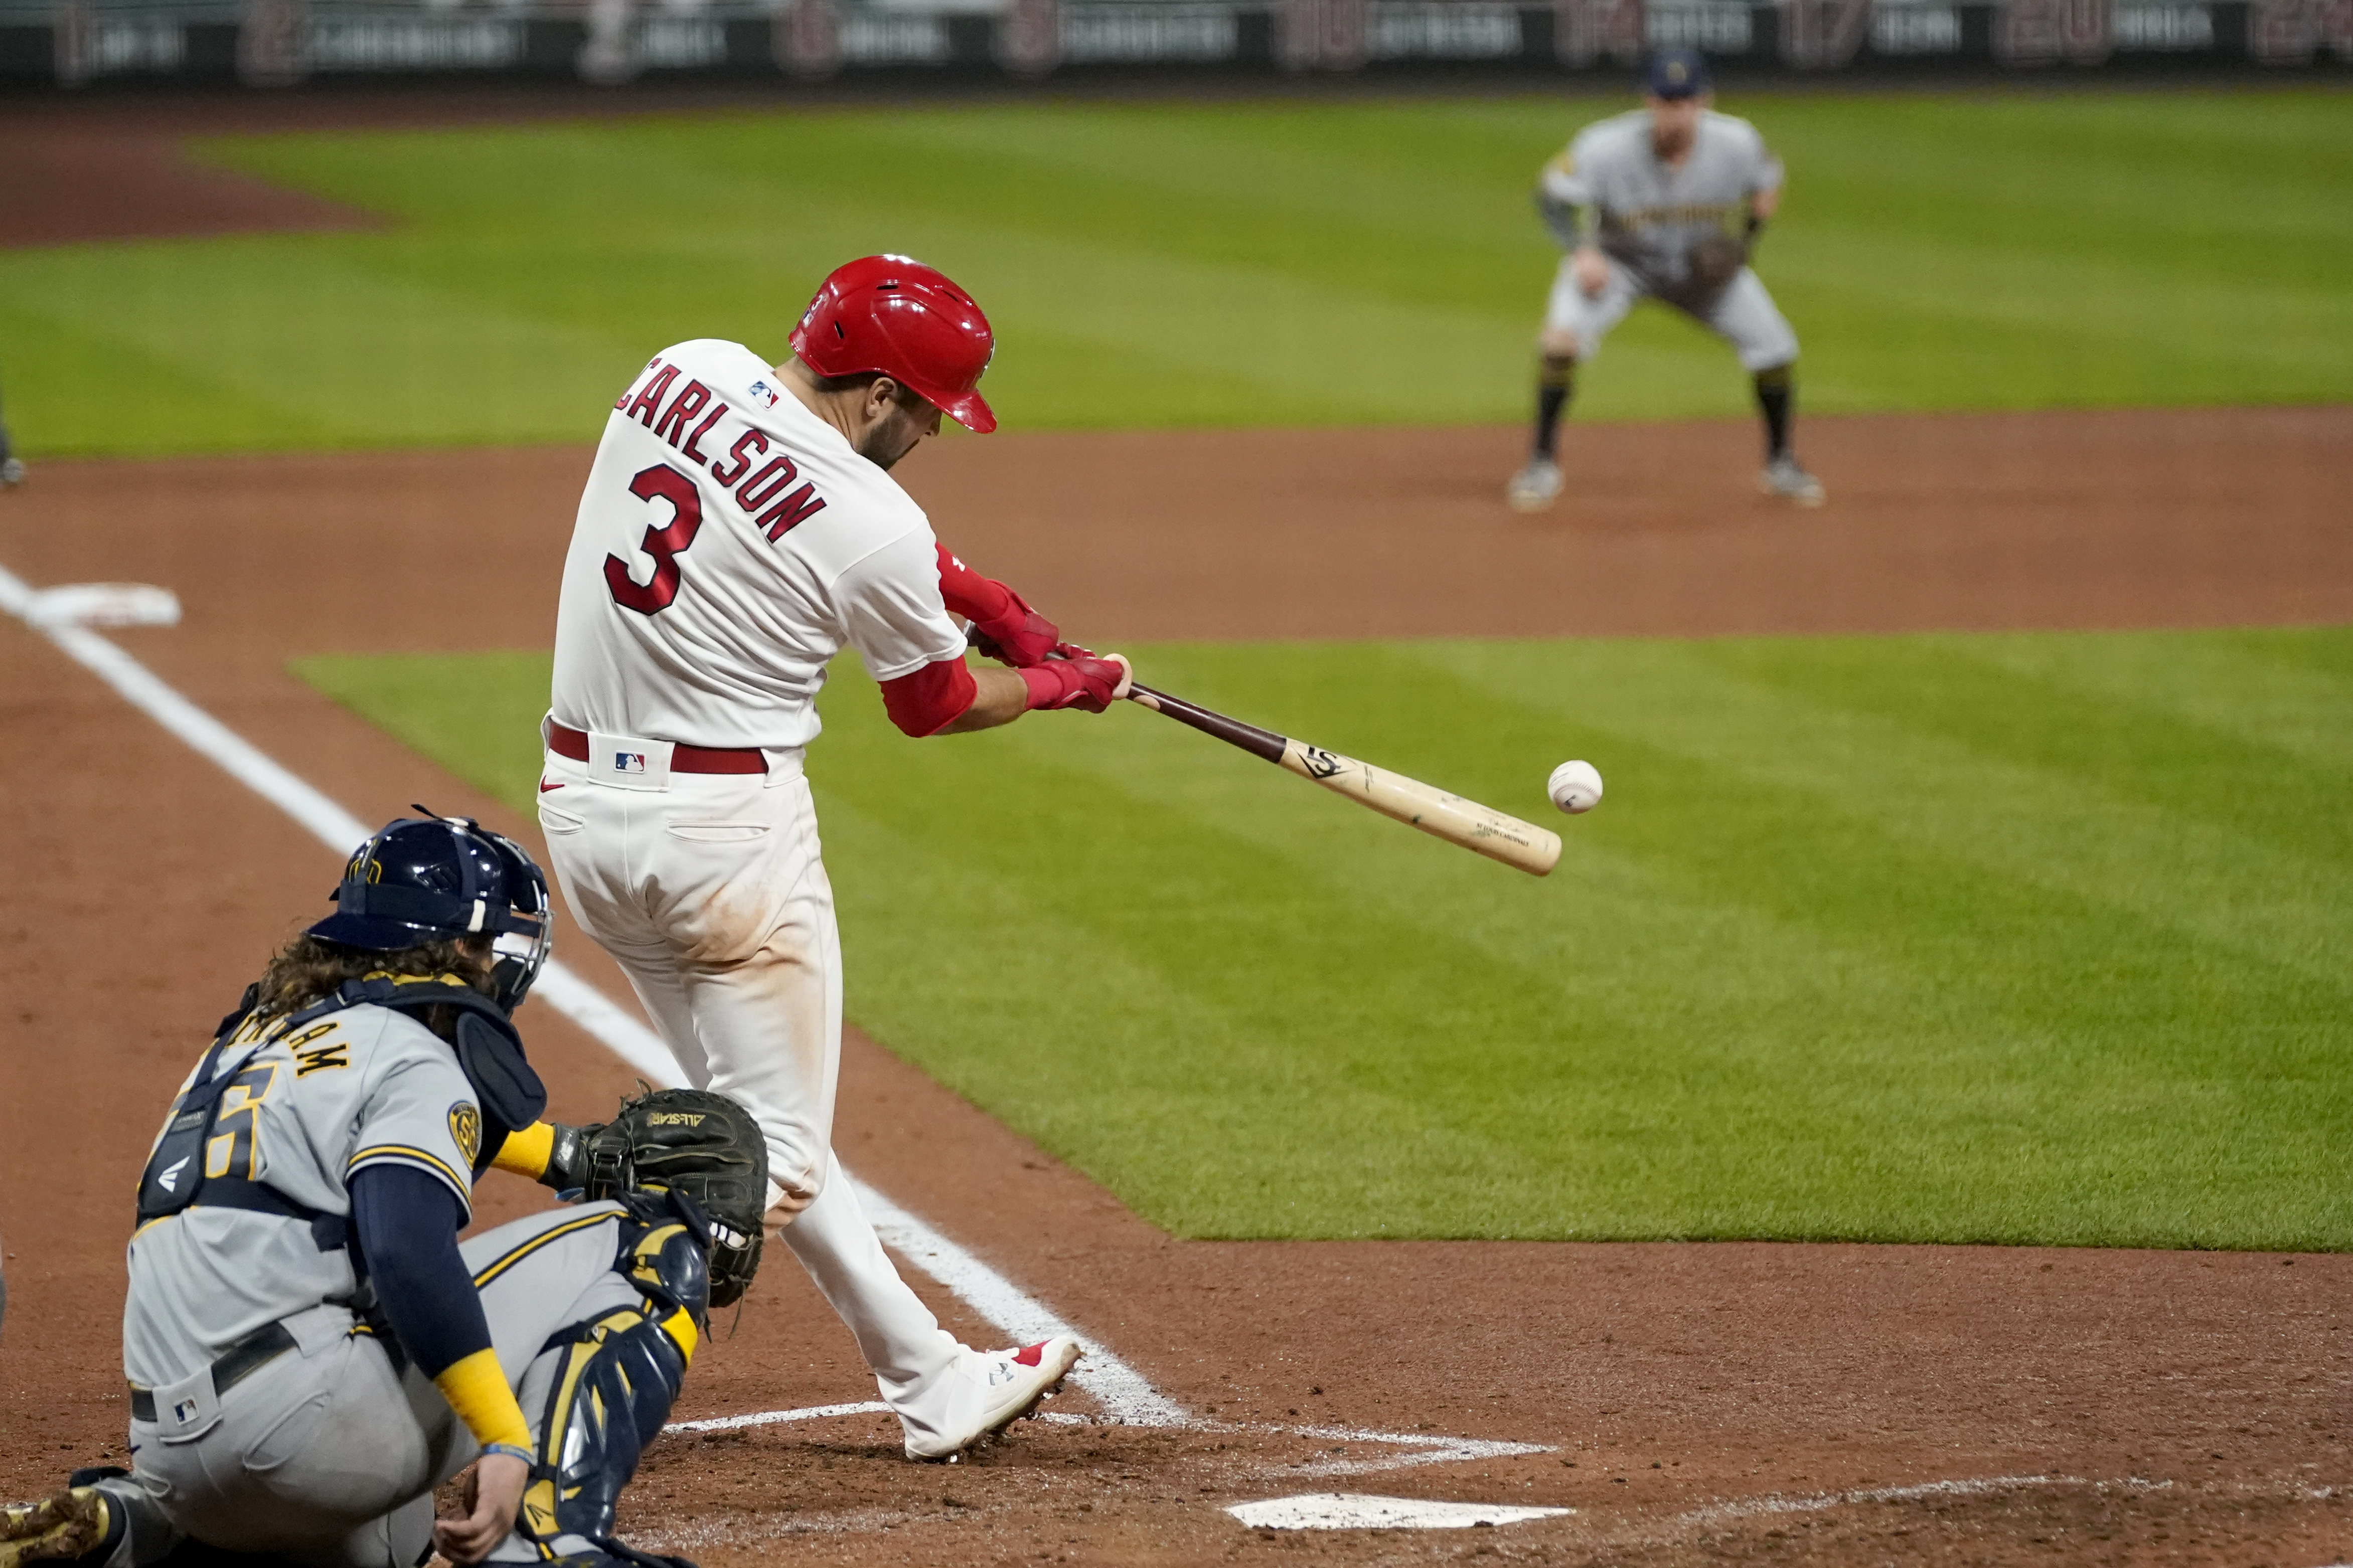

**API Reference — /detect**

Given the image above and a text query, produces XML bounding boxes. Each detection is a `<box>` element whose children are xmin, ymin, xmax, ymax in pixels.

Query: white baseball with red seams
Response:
<box><xmin>1548</xmin><ymin>759</ymin><xmax>1604</xmax><ymax>814</ymax></box>
<box><xmin>543</xmin><ymin>337</ymin><xmax>1075</xmax><ymax>1460</ymax></box>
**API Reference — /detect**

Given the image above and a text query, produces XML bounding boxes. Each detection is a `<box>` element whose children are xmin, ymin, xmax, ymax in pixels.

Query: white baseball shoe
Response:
<box><xmin>0</xmin><ymin>458</ymin><xmax>24</xmax><ymax>489</ymax></box>
<box><xmin>1505</xmin><ymin>457</ymin><xmax>1563</xmax><ymax>512</ymax></box>
<box><xmin>904</xmin><ymin>1336</ymin><xmax>1082</xmax><ymax>1462</ymax></box>
<box><xmin>1759</xmin><ymin>454</ymin><xmax>1825</xmax><ymax>506</ymax></box>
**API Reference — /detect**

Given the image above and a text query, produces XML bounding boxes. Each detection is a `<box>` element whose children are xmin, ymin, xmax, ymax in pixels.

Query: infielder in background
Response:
<box><xmin>1</xmin><ymin>374</ymin><xmax>25</xmax><ymax>488</ymax></box>
<box><xmin>1508</xmin><ymin>48</ymin><xmax>1824</xmax><ymax>512</ymax></box>
<box><xmin>0</xmin><ymin>814</ymin><xmax>762</xmax><ymax>1568</ymax></box>
<box><xmin>541</xmin><ymin>254</ymin><xmax>1129</xmax><ymax>1461</ymax></box>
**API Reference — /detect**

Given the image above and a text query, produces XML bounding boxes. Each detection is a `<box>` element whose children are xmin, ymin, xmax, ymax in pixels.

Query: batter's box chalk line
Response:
<box><xmin>0</xmin><ymin>556</ymin><xmax>1541</xmax><ymax>1481</ymax></box>
<box><xmin>669</xmin><ymin>1400</ymin><xmax>1551</xmax><ymax>1478</ymax></box>
<box><xmin>1228</xmin><ymin>1494</ymin><xmax>1572</xmax><ymax>1531</ymax></box>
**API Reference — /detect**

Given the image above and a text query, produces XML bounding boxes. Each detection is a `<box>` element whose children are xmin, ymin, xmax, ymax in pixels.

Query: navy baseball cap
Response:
<box><xmin>1645</xmin><ymin>47</ymin><xmax>1711</xmax><ymax>99</ymax></box>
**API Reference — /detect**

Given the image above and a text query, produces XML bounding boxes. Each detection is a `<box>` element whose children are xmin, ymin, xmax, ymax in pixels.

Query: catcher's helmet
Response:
<box><xmin>789</xmin><ymin>255</ymin><xmax>997</xmax><ymax>434</ymax></box>
<box><xmin>309</xmin><ymin>809</ymin><xmax>553</xmax><ymax>1012</ymax></box>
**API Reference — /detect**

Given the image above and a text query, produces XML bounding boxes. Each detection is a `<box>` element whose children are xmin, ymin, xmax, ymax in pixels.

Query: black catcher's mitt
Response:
<box><xmin>584</xmin><ymin>1087</ymin><xmax>768</xmax><ymax>1307</ymax></box>
<box><xmin>1685</xmin><ymin>230</ymin><xmax>1749</xmax><ymax>294</ymax></box>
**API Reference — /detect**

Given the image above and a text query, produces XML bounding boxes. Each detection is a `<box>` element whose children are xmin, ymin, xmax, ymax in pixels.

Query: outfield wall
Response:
<box><xmin>4</xmin><ymin>0</ymin><xmax>2347</xmax><ymax>91</ymax></box>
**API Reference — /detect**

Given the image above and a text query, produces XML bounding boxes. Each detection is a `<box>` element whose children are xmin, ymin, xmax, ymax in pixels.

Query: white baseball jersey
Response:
<box><xmin>1539</xmin><ymin>108</ymin><xmax>1784</xmax><ymax>289</ymax></box>
<box><xmin>551</xmin><ymin>339</ymin><xmax>967</xmax><ymax>754</ymax></box>
<box><xmin>124</xmin><ymin>1003</ymin><xmax>479</xmax><ymax>1387</ymax></box>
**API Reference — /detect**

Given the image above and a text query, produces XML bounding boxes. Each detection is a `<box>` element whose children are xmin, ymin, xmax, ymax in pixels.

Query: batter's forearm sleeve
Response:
<box><xmin>935</xmin><ymin>542</ymin><xmax>1014</xmax><ymax>624</ymax></box>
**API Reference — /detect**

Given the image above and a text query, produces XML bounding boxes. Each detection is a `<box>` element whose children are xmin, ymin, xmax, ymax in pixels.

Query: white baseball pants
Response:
<box><xmin>1544</xmin><ymin>253</ymin><xmax>1799</xmax><ymax>372</ymax></box>
<box><xmin>535</xmin><ymin>747</ymin><xmax>965</xmax><ymax>1433</ymax></box>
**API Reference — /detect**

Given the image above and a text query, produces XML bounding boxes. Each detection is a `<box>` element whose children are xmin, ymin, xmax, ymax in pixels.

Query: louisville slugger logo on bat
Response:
<box><xmin>1124</xmin><ymin>682</ymin><xmax>1562</xmax><ymax>877</ymax></box>
<box><xmin>1297</xmin><ymin>744</ymin><xmax>1346</xmax><ymax>781</ymax></box>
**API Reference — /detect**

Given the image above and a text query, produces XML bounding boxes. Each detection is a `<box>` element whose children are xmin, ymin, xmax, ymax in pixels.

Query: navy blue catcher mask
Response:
<box><xmin>308</xmin><ymin>809</ymin><xmax>554</xmax><ymax>1012</ymax></box>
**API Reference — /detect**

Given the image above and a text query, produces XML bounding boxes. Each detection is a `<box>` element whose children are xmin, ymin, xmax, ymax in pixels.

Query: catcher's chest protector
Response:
<box><xmin>135</xmin><ymin>994</ymin><xmax>344</xmax><ymax>1250</ymax></box>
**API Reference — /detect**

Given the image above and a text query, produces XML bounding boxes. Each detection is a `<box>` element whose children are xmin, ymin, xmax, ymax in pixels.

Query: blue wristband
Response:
<box><xmin>481</xmin><ymin>1442</ymin><xmax>536</xmax><ymax>1467</ymax></box>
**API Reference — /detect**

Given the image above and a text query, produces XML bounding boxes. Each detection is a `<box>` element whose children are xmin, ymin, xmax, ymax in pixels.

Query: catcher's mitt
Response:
<box><xmin>584</xmin><ymin>1087</ymin><xmax>767</xmax><ymax>1307</ymax></box>
<box><xmin>1685</xmin><ymin>231</ymin><xmax>1749</xmax><ymax>293</ymax></box>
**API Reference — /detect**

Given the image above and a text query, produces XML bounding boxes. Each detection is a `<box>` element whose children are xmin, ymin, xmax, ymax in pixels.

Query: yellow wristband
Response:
<box><xmin>431</xmin><ymin>1348</ymin><xmax>533</xmax><ymax>1453</ymax></box>
<box><xmin>491</xmin><ymin>1122</ymin><xmax>556</xmax><ymax>1180</ymax></box>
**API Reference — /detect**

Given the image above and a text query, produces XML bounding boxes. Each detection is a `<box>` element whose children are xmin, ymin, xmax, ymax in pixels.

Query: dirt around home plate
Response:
<box><xmin>3</xmin><ymin>414</ymin><xmax>2348</xmax><ymax>1568</ymax></box>
<box><xmin>4</xmin><ymin>89</ymin><xmax>2351</xmax><ymax>1566</ymax></box>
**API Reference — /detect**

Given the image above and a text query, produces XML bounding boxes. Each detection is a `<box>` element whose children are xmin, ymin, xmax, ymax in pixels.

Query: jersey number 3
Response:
<box><xmin>604</xmin><ymin>464</ymin><xmax>703</xmax><ymax>616</ymax></box>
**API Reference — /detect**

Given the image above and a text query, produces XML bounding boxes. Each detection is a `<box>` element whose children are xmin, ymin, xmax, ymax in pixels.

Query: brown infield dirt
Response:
<box><xmin>4</xmin><ymin>92</ymin><xmax>2352</xmax><ymax>1568</ymax></box>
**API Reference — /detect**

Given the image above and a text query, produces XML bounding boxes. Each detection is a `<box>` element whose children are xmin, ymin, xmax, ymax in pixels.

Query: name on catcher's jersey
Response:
<box><xmin>552</xmin><ymin>339</ymin><xmax>968</xmax><ymax>754</ymax></box>
<box><xmin>122</xmin><ymin>1003</ymin><xmax>478</xmax><ymax>1388</ymax></box>
<box><xmin>1539</xmin><ymin>109</ymin><xmax>1783</xmax><ymax>284</ymax></box>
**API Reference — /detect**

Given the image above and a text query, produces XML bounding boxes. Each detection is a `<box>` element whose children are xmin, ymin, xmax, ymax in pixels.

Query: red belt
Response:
<box><xmin>547</xmin><ymin>723</ymin><xmax>766</xmax><ymax>775</ymax></box>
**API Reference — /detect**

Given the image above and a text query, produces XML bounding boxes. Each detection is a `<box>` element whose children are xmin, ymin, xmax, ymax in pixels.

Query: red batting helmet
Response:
<box><xmin>789</xmin><ymin>255</ymin><xmax>997</xmax><ymax>434</ymax></box>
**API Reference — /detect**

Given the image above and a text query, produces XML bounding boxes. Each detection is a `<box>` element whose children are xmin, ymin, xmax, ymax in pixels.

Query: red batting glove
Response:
<box><xmin>965</xmin><ymin>588</ymin><xmax>1060</xmax><ymax>668</ymax></box>
<box><xmin>1019</xmin><ymin>653</ymin><xmax>1133</xmax><ymax>714</ymax></box>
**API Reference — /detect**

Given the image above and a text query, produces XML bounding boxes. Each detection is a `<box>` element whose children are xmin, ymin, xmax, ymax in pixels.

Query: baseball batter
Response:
<box><xmin>540</xmin><ymin>254</ymin><xmax>1129</xmax><ymax>1460</ymax></box>
<box><xmin>0</xmin><ymin>814</ymin><xmax>764</xmax><ymax>1568</ymax></box>
<box><xmin>1508</xmin><ymin>49</ymin><xmax>1824</xmax><ymax>512</ymax></box>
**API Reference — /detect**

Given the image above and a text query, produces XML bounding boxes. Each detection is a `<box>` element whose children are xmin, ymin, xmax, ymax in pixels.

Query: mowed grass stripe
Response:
<box><xmin>6</xmin><ymin>90</ymin><xmax>2348</xmax><ymax>456</ymax></box>
<box><xmin>295</xmin><ymin>627</ymin><xmax>2353</xmax><ymax>1248</ymax></box>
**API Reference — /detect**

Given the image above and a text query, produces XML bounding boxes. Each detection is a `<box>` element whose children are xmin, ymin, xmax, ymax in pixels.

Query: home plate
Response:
<box><xmin>23</xmin><ymin>583</ymin><xmax>181</xmax><ymax>629</ymax></box>
<box><xmin>1227</xmin><ymin>1494</ymin><xmax>1573</xmax><ymax>1530</ymax></box>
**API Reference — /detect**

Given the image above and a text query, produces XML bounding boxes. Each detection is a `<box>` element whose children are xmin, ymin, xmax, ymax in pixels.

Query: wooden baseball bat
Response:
<box><xmin>1122</xmin><ymin>681</ymin><xmax>1562</xmax><ymax>877</ymax></box>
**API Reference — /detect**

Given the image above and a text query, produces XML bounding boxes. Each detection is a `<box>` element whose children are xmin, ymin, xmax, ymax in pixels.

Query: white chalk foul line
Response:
<box><xmin>1669</xmin><ymin>1472</ymin><xmax>2167</xmax><ymax>1532</ymax></box>
<box><xmin>0</xmin><ymin>561</ymin><xmax>1176</xmax><ymax>1428</ymax></box>
<box><xmin>675</xmin><ymin>1399</ymin><xmax>1547</xmax><ymax>1474</ymax></box>
<box><xmin>670</xmin><ymin>1401</ymin><xmax>891</xmax><ymax>1433</ymax></box>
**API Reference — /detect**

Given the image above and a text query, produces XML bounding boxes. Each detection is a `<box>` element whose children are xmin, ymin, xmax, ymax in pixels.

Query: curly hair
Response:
<box><xmin>253</xmin><ymin>932</ymin><xmax>496</xmax><ymax>1022</ymax></box>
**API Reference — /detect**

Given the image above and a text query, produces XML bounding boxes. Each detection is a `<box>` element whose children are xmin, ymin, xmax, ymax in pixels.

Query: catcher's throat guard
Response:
<box><xmin>582</xmin><ymin>1089</ymin><xmax>767</xmax><ymax>1307</ymax></box>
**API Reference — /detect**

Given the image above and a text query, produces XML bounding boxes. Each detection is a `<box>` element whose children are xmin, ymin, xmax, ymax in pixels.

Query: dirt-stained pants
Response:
<box><xmin>535</xmin><ymin>744</ymin><xmax>968</xmax><ymax>1450</ymax></box>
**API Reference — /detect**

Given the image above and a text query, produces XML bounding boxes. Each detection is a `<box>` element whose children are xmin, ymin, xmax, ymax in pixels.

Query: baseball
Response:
<box><xmin>1547</xmin><ymin>759</ymin><xmax>1604</xmax><ymax>815</ymax></box>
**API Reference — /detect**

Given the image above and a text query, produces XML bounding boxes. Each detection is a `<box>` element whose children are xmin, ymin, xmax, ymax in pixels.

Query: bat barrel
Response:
<box><xmin>1277</xmin><ymin>740</ymin><xmax>1562</xmax><ymax>877</ymax></box>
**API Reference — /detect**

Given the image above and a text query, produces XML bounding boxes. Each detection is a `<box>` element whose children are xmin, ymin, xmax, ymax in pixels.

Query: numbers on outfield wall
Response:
<box><xmin>1780</xmin><ymin>0</ymin><xmax>1872</xmax><ymax>66</ymax></box>
<box><xmin>1994</xmin><ymin>0</ymin><xmax>2113</xmax><ymax>60</ymax></box>
<box><xmin>604</xmin><ymin>463</ymin><xmax>705</xmax><ymax>616</ymax></box>
<box><xmin>2249</xmin><ymin>0</ymin><xmax>2353</xmax><ymax>59</ymax></box>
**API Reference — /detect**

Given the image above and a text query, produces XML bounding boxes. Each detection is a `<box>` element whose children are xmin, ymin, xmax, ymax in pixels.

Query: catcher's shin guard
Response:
<box><xmin>615</xmin><ymin>1189</ymin><xmax>713</xmax><ymax>1328</ymax></box>
<box><xmin>518</xmin><ymin>1304</ymin><xmax>694</xmax><ymax>1550</ymax></box>
<box><xmin>516</xmin><ymin>1195</ymin><xmax>710</xmax><ymax>1551</ymax></box>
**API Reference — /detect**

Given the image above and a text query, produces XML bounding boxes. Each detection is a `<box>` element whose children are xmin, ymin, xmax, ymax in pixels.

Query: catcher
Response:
<box><xmin>1508</xmin><ymin>48</ymin><xmax>1824</xmax><ymax>513</ymax></box>
<box><xmin>0</xmin><ymin>812</ymin><xmax>767</xmax><ymax>1568</ymax></box>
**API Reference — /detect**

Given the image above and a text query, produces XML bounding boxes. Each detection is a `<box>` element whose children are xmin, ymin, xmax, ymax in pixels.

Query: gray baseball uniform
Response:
<box><xmin>96</xmin><ymin>1003</ymin><xmax>649</xmax><ymax>1568</ymax></box>
<box><xmin>1536</xmin><ymin>107</ymin><xmax>1799</xmax><ymax>371</ymax></box>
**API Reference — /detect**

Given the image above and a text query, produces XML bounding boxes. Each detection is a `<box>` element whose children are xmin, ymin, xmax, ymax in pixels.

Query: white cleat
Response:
<box><xmin>904</xmin><ymin>1337</ymin><xmax>1082</xmax><ymax>1462</ymax></box>
<box><xmin>0</xmin><ymin>458</ymin><xmax>24</xmax><ymax>489</ymax></box>
<box><xmin>1760</xmin><ymin>454</ymin><xmax>1825</xmax><ymax>507</ymax></box>
<box><xmin>1505</xmin><ymin>457</ymin><xmax>1563</xmax><ymax>512</ymax></box>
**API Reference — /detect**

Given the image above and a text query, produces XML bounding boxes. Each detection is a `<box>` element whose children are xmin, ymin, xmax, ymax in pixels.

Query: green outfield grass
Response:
<box><xmin>296</xmin><ymin>627</ymin><xmax>2353</xmax><ymax>1249</ymax></box>
<box><xmin>4</xmin><ymin>88</ymin><xmax>2348</xmax><ymax>457</ymax></box>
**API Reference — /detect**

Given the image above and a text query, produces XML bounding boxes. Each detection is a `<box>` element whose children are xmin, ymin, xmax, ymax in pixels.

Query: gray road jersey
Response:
<box><xmin>124</xmin><ymin>1001</ymin><xmax>480</xmax><ymax>1387</ymax></box>
<box><xmin>1538</xmin><ymin>108</ymin><xmax>1783</xmax><ymax>291</ymax></box>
